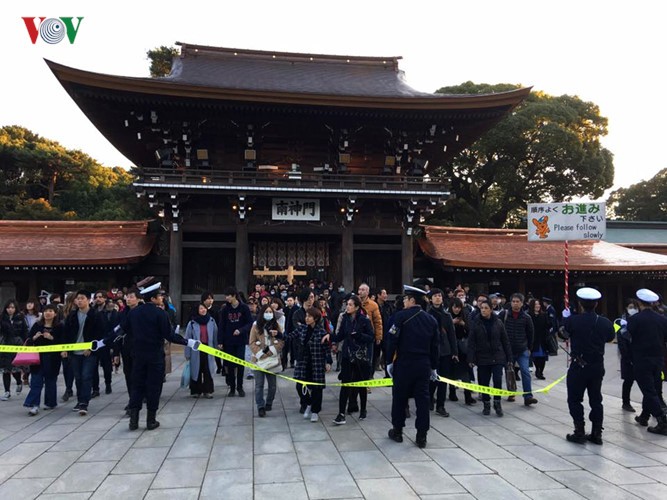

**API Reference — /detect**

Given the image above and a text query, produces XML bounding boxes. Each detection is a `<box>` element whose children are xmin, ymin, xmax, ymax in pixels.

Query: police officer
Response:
<box><xmin>95</xmin><ymin>282</ymin><xmax>197</xmax><ymax>431</ymax></box>
<box><xmin>386</xmin><ymin>285</ymin><xmax>439</xmax><ymax>448</ymax></box>
<box><xmin>628</xmin><ymin>288</ymin><xmax>667</xmax><ymax>435</ymax></box>
<box><xmin>561</xmin><ymin>287</ymin><xmax>614</xmax><ymax>445</ymax></box>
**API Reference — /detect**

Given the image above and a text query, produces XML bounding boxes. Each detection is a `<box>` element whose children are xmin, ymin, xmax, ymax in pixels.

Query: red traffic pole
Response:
<box><xmin>564</xmin><ymin>239</ymin><xmax>570</xmax><ymax>366</ymax></box>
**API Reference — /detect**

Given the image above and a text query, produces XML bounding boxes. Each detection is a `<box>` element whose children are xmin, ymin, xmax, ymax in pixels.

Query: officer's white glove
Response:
<box><xmin>113</xmin><ymin>325</ymin><xmax>122</xmax><ymax>334</ymax></box>
<box><xmin>430</xmin><ymin>369</ymin><xmax>439</xmax><ymax>382</ymax></box>
<box><xmin>91</xmin><ymin>339</ymin><xmax>105</xmax><ymax>351</ymax></box>
<box><xmin>186</xmin><ymin>339</ymin><xmax>200</xmax><ymax>350</ymax></box>
<box><xmin>175</xmin><ymin>324</ymin><xmax>180</xmax><ymax>335</ymax></box>
<box><xmin>386</xmin><ymin>363</ymin><xmax>394</xmax><ymax>378</ymax></box>
<box><xmin>562</xmin><ymin>308</ymin><xmax>571</xmax><ymax>319</ymax></box>
<box><xmin>620</xmin><ymin>319</ymin><xmax>627</xmax><ymax>328</ymax></box>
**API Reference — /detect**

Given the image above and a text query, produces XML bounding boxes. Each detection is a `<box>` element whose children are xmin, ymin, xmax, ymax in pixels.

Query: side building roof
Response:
<box><xmin>0</xmin><ymin>221</ymin><xmax>156</xmax><ymax>267</ymax></box>
<box><xmin>419</xmin><ymin>225</ymin><xmax>667</xmax><ymax>272</ymax></box>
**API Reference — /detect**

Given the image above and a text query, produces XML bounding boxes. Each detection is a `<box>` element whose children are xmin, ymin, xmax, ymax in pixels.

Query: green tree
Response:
<box><xmin>429</xmin><ymin>83</ymin><xmax>615</xmax><ymax>227</ymax></box>
<box><xmin>608</xmin><ymin>168</ymin><xmax>667</xmax><ymax>221</ymax></box>
<box><xmin>0</xmin><ymin>125</ymin><xmax>148</xmax><ymax>221</ymax></box>
<box><xmin>147</xmin><ymin>46</ymin><xmax>179</xmax><ymax>77</ymax></box>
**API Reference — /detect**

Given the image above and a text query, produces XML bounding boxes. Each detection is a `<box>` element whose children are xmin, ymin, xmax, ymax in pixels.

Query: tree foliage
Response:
<box><xmin>428</xmin><ymin>82</ymin><xmax>615</xmax><ymax>227</ymax></box>
<box><xmin>608</xmin><ymin>168</ymin><xmax>667</xmax><ymax>221</ymax></box>
<box><xmin>147</xmin><ymin>46</ymin><xmax>179</xmax><ymax>77</ymax></box>
<box><xmin>0</xmin><ymin>125</ymin><xmax>148</xmax><ymax>220</ymax></box>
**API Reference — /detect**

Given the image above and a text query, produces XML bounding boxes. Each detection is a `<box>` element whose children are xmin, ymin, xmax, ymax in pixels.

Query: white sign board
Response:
<box><xmin>272</xmin><ymin>198</ymin><xmax>320</xmax><ymax>221</ymax></box>
<box><xmin>527</xmin><ymin>202</ymin><xmax>606</xmax><ymax>241</ymax></box>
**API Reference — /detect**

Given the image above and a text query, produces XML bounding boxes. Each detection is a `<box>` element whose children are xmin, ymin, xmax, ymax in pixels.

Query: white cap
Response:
<box><xmin>140</xmin><ymin>282</ymin><xmax>162</xmax><ymax>295</ymax></box>
<box><xmin>636</xmin><ymin>288</ymin><xmax>659</xmax><ymax>303</ymax></box>
<box><xmin>576</xmin><ymin>287</ymin><xmax>602</xmax><ymax>301</ymax></box>
<box><xmin>403</xmin><ymin>285</ymin><xmax>428</xmax><ymax>296</ymax></box>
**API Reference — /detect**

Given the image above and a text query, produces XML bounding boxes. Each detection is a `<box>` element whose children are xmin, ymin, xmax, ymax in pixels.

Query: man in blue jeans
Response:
<box><xmin>502</xmin><ymin>293</ymin><xmax>538</xmax><ymax>406</ymax></box>
<box><xmin>63</xmin><ymin>290</ymin><xmax>102</xmax><ymax>416</ymax></box>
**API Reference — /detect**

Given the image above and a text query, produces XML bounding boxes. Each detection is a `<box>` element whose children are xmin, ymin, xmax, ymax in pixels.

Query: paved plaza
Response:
<box><xmin>1</xmin><ymin>344</ymin><xmax>667</xmax><ymax>499</ymax></box>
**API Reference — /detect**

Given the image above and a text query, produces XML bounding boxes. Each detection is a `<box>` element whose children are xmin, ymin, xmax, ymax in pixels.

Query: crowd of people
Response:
<box><xmin>1</xmin><ymin>278</ymin><xmax>666</xmax><ymax>447</ymax></box>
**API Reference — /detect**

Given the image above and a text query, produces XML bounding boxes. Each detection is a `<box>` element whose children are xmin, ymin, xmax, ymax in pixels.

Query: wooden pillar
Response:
<box><xmin>235</xmin><ymin>224</ymin><xmax>250</xmax><ymax>295</ymax></box>
<box><xmin>342</xmin><ymin>227</ymin><xmax>354</xmax><ymax>292</ymax></box>
<box><xmin>518</xmin><ymin>275</ymin><xmax>526</xmax><ymax>295</ymax></box>
<box><xmin>169</xmin><ymin>228</ymin><xmax>183</xmax><ymax>322</ymax></box>
<box><xmin>28</xmin><ymin>271</ymin><xmax>38</xmax><ymax>300</ymax></box>
<box><xmin>401</xmin><ymin>231</ymin><xmax>413</xmax><ymax>286</ymax></box>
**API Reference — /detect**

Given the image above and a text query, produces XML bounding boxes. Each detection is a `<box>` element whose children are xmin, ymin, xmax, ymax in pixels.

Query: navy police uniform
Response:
<box><xmin>386</xmin><ymin>287</ymin><xmax>439</xmax><ymax>444</ymax></box>
<box><xmin>125</xmin><ymin>301</ymin><xmax>187</xmax><ymax>415</ymax></box>
<box><xmin>561</xmin><ymin>288</ymin><xmax>614</xmax><ymax>443</ymax></box>
<box><xmin>563</xmin><ymin>312</ymin><xmax>614</xmax><ymax>426</ymax></box>
<box><xmin>627</xmin><ymin>296</ymin><xmax>667</xmax><ymax>428</ymax></box>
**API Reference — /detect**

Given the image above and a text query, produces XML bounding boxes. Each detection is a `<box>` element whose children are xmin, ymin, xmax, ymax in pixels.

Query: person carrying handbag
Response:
<box><xmin>23</xmin><ymin>304</ymin><xmax>64</xmax><ymax>414</ymax></box>
<box><xmin>331</xmin><ymin>295</ymin><xmax>374</xmax><ymax>424</ymax></box>
<box><xmin>249</xmin><ymin>304</ymin><xmax>284</xmax><ymax>417</ymax></box>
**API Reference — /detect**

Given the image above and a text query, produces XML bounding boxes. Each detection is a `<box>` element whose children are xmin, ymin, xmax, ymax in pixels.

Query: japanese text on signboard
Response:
<box><xmin>272</xmin><ymin>198</ymin><xmax>320</xmax><ymax>221</ymax></box>
<box><xmin>527</xmin><ymin>202</ymin><xmax>606</xmax><ymax>241</ymax></box>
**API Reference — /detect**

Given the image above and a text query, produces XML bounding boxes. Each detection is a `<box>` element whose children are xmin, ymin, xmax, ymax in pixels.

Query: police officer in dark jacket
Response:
<box><xmin>427</xmin><ymin>288</ymin><xmax>458</xmax><ymax>417</ymax></box>
<box><xmin>628</xmin><ymin>288</ymin><xmax>667</xmax><ymax>435</ymax></box>
<box><xmin>561</xmin><ymin>287</ymin><xmax>615</xmax><ymax>445</ymax></box>
<box><xmin>386</xmin><ymin>285</ymin><xmax>439</xmax><ymax>448</ymax></box>
<box><xmin>95</xmin><ymin>282</ymin><xmax>196</xmax><ymax>431</ymax></box>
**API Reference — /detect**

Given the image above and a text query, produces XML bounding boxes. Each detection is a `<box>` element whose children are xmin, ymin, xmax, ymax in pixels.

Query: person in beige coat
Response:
<box><xmin>249</xmin><ymin>304</ymin><xmax>284</xmax><ymax>417</ymax></box>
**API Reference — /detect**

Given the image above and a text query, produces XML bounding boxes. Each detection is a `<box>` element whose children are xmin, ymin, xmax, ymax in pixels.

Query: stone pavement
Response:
<box><xmin>1</xmin><ymin>344</ymin><xmax>667</xmax><ymax>499</ymax></box>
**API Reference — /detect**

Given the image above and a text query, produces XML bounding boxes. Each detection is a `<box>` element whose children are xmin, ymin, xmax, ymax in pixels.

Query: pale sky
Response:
<box><xmin>2</xmin><ymin>0</ymin><xmax>665</xmax><ymax>194</ymax></box>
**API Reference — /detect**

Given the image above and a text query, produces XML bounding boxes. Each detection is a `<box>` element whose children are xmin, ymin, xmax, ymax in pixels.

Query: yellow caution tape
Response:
<box><xmin>437</xmin><ymin>374</ymin><xmax>567</xmax><ymax>397</ymax></box>
<box><xmin>198</xmin><ymin>344</ymin><xmax>566</xmax><ymax>394</ymax></box>
<box><xmin>0</xmin><ymin>342</ymin><xmax>93</xmax><ymax>353</ymax></box>
<box><xmin>1</xmin><ymin>342</ymin><xmax>567</xmax><ymax>395</ymax></box>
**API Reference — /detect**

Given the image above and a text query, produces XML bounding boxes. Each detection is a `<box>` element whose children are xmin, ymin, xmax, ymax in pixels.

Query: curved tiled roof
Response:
<box><xmin>419</xmin><ymin>225</ymin><xmax>667</xmax><ymax>271</ymax></box>
<box><xmin>164</xmin><ymin>42</ymin><xmax>433</xmax><ymax>98</ymax></box>
<box><xmin>45</xmin><ymin>45</ymin><xmax>531</xmax><ymax>110</ymax></box>
<box><xmin>0</xmin><ymin>221</ymin><xmax>156</xmax><ymax>266</ymax></box>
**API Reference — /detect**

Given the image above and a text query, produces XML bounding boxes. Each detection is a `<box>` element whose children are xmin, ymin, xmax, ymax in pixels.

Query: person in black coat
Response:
<box><xmin>427</xmin><ymin>288</ymin><xmax>458</xmax><ymax>417</ymax></box>
<box><xmin>448</xmin><ymin>298</ymin><xmax>476</xmax><ymax>405</ymax></box>
<box><xmin>528</xmin><ymin>299</ymin><xmax>550</xmax><ymax>380</ymax></box>
<box><xmin>0</xmin><ymin>299</ymin><xmax>26</xmax><ymax>399</ymax></box>
<box><xmin>560</xmin><ymin>287</ymin><xmax>615</xmax><ymax>444</ymax></box>
<box><xmin>616</xmin><ymin>299</ymin><xmax>638</xmax><ymax>412</ymax></box>
<box><xmin>92</xmin><ymin>292</ymin><xmax>118</xmax><ymax>397</ymax></box>
<box><xmin>628</xmin><ymin>288</ymin><xmax>667</xmax><ymax>435</ymax></box>
<box><xmin>63</xmin><ymin>291</ymin><xmax>104</xmax><ymax>416</ymax></box>
<box><xmin>468</xmin><ymin>302</ymin><xmax>513</xmax><ymax>417</ymax></box>
<box><xmin>332</xmin><ymin>295</ymin><xmax>374</xmax><ymax>424</ymax></box>
<box><xmin>217</xmin><ymin>286</ymin><xmax>253</xmax><ymax>397</ymax></box>
<box><xmin>23</xmin><ymin>305</ymin><xmax>64</xmax><ymax>413</ymax></box>
<box><xmin>111</xmin><ymin>288</ymin><xmax>142</xmax><ymax>416</ymax></box>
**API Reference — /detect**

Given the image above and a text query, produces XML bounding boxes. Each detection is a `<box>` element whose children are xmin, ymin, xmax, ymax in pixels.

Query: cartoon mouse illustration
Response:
<box><xmin>532</xmin><ymin>216</ymin><xmax>550</xmax><ymax>239</ymax></box>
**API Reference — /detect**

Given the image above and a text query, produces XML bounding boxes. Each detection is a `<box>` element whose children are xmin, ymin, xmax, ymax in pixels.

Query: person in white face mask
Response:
<box><xmin>617</xmin><ymin>299</ymin><xmax>639</xmax><ymax>412</ymax></box>
<box><xmin>249</xmin><ymin>304</ymin><xmax>284</xmax><ymax>417</ymax></box>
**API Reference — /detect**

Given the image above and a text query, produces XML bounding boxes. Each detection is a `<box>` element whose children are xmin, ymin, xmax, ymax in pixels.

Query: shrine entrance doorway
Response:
<box><xmin>250</xmin><ymin>236</ymin><xmax>340</xmax><ymax>287</ymax></box>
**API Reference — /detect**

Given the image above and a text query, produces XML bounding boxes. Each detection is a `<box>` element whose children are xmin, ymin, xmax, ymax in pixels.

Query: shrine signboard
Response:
<box><xmin>527</xmin><ymin>202</ymin><xmax>606</xmax><ymax>242</ymax></box>
<box><xmin>272</xmin><ymin>198</ymin><xmax>320</xmax><ymax>221</ymax></box>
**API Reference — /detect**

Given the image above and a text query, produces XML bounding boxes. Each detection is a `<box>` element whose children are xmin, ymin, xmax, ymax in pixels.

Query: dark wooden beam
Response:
<box><xmin>401</xmin><ymin>232</ymin><xmax>413</xmax><ymax>285</ymax></box>
<box><xmin>342</xmin><ymin>227</ymin><xmax>354</xmax><ymax>291</ymax></box>
<box><xmin>168</xmin><ymin>229</ymin><xmax>183</xmax><ymax>323</ymax></box>
<box><xmin>235</xmin><ymin>224</ymin><xmax>250</xmax><ymax>294</ymax></box>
